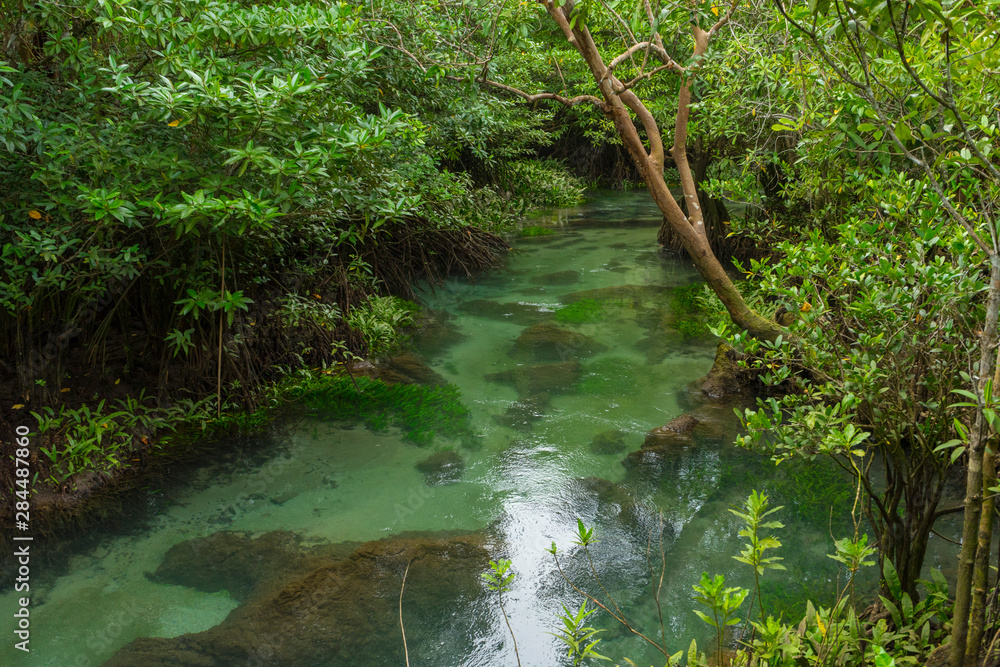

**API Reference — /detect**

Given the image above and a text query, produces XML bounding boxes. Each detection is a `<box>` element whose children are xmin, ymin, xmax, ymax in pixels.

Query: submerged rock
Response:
<box><xmin>510</xmin><ymin>322</ymin><xmax>606</xmax><ymax>362</ymax></box>
<box><xmin>563</xmin><ymin>284</ymin><xmax>660</xmax><ymax>307</ymax></box>
<box><xmin>575</xmin><ymin>477</ymin><xmax>658</xmax><ymax>533</ymax></box>
<box><xmin>457</xmin><ymin>299</ymin><xmax>549</xmax><ymax>326</ymax></box>
<box><xmin>415</xmin><ymin>450</ymin><xmax>465</xmax><ymax>486</ymax></box>
<box><xmin>531</xmin><ymin>270</ymin><xmax>580</xmax><ymax>286</ymax></box>
<box><xmin>622</xmin><ymin>446</ymin><xmax>682</xmax><ymax>474</ymax></box>
<box><xmin>590</xmin><ymin>429</ymin><xmax>628</xmax><ymax>455</ymax></box>
<box><xmin>409</xmin><ymin>309</ymin><xmax>466</xmax><ymax>358</ymax></box>
<box><xmin>109</xmin><ymin>531</ymin><xmax>490</xmax><ymax>666</ymax></box>
<box><xmin>147</xmin><ymin>531</ymin><xmax>355</xmax><ymax>603</ymax></box>
<box><xmin>493</xmin><ymin>393</ymin><xmax>551</xmax><ymax>431</ymax></box>
<box><xmin>486</xmin><ymin>361</ymin><xmax>581</xmax><ymax>396</ymax></box>
<box><xmin>642</xmin><ymin>414</ymin><xmax>699</xmax><ymax>448</ymax></box>
<box><xmin>269</xmin><ymin>490</ymin><xmax>300</xmax><ymax>506</ymax></box>
<box><xmin>378</xmin><ymin>353</ymin><xmax>447</xmax><ymax>386</ymax></box>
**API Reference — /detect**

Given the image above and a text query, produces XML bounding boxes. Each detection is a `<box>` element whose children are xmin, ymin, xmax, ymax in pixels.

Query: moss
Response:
<box><xmin>554</xmin><ymin>298</ymin><xmax>604</xmax><ymax>324</ymax></box>
<box><xmin>669</xmin><ymin>283</ymin><xmax>713</xmax><ymax>341</ymax></box>
<box><xmin>297</xmin><ymin>376</ymin><xmax>471</xmax><ymax>446</ymax></box>
<box><xmin>519</xmin><ymin>226</ymin><xmax>555</xmax><ymax>237</ymax></box>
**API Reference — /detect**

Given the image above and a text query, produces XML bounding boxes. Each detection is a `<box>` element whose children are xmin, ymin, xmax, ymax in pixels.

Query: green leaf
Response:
<box><xmin>883</xmin><ymin>559</ymin><xmax>903</xmax><ymax>600</ymax></box>
<box><xmin>693</xmin><ymin>609</ymin><xmax>717</xmax><ymax>627</ymax></box>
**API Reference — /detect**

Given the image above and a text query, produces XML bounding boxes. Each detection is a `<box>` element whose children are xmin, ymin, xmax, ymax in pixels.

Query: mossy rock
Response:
<box><xmin>510</xmin><ymin>322</ymin><xmax>606</xmax><ymax>362</ymax></box>
<box><xmin>378</xmin><ymin>353</ymin><xmax>447</xmax><ymax>386</ymax></box>
<box><xmin>698</xmin><ymin>341</ymin><xmax>745</xmax><ymax>399</ymax></box>
<box><xmin>642</xmin><ymin>414</ymin><xmax>699</xmax><ymax>448</ymax></box>
<box><xmin>493</xmin><ymin>393</ymin><xmax>551</xmax><ymax>431</ymax></box>
<box><xmin>590</xmin><ymin>429</ymin><xmax>628</xmax><ymax>455</ymax></box>
<box><xmin>415</xmin><ymin>450</ymin><xmax>465</xmax><ymax>486</ymax></box>
<box><xmin>486</xmin><ymin>361</ymin><xmax>581</xmax><ymax>397</ymax></box>
<box><xmin>111</xmin><ymin>531</ymin><xmax>489</xmax><ymax>666</ymax></box>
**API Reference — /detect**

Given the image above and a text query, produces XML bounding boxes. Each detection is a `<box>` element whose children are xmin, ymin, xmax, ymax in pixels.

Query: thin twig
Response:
<box><xmin>400</xmin><ymin>559</ymin><xmax>411</xmax><ymax>667</ymax></box>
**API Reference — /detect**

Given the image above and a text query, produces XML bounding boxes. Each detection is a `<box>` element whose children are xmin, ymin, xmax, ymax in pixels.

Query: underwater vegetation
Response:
<box><xmin>519</xmin><ymin>225</ymin><xmax>556</xmax><ymax>237</ymax></box>
<box><xmin>554</xmin><ymin>297</ymin><xmax>604</xmax><ymax>324</ymax></box>
<box><xmin>669</xmin><ymin>283</ymin><xmax>717</xmax><ymax>341</ymax></box>
<box><xmin>300</xmin><ymin>376</ymin><xmax>472</xmax><ymax>445</ymax></box>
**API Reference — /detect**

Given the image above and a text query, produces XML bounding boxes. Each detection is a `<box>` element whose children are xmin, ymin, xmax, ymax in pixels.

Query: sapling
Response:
<box><xmin>692</xmin><ymin>573</ymin><xmax>748</xmax><ymax>667</ymax></box>
<box><xmin>482</xmin><ymin>558</ymin><xmax>521</xmax><ymax>667</ymax></box>
<box><xmin>729</xmin><ymin>490</ymin><xmax>786</xmax><ymax>621</ymax></box>
<box><xmin>550</xmin><ymin>600</ymin><xmax>610</xmax><ymax>666</ymax></box>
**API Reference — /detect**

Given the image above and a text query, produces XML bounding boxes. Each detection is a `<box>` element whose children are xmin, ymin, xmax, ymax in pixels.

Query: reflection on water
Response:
<box><xmin>0</xmin><ymin>192</ymin><xmax>957</xmax><ymax>666</ymax></box>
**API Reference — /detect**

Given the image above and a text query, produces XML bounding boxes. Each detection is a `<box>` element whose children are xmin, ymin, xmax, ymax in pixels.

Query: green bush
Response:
<box><xmin>347</xmin><ymin>296</ymin><xmax>418</xmax><ymax>357</ymax></box>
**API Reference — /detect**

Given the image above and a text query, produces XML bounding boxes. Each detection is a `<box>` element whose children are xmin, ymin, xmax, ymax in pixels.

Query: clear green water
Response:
<box><xmin>1</xmin><ymin>192</ymin><xmax>960</xmax><ymax>666</ymax></box>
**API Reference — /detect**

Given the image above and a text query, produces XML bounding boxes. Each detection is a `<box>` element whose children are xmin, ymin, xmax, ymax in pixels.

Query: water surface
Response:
<box><xmin>3</xmin><ymin>192</ymin><xmax>953</xmax><ymax>666</ymax></box>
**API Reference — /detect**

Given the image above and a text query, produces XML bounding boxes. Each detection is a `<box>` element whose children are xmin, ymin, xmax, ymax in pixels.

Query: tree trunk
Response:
<box><xmin>539</xmin><ymin>0</ymin><xmax>781</xmax><ymax>342</ymax></box>
<box><xmin>658</xmin><ymin>139</ymin><xmax>732</xmax><ymax>258</ymax></box>
<box><xmin>967</xmin><ymin>447</ymin><xmax>996</xmax><ymax>667</ymax></box>
<box><xmin>952</xmin><ymin>253</ymin><xmax>1000</xmax><ymax>667</ymax></box>
<box><xmin>659</xmin><ymin>187</ymin><xmax>731</xmax><ymax>257</ymax></box>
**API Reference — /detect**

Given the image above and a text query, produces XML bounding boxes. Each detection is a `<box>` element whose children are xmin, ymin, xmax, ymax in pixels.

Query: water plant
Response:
<box><xmin>30</xmin><ymin>392</ymin><xmax>216</xmax><ymax>484</ymax></box>
<box><xmin>519</xmin><ymin>226</ymin><xmax>555</xmax><ymax>238</ymax></box>
<box><xmin>578</xmin><ymin>357</ymin><xmax>640</xmax><ymax>396</ymax></box>
<box><xmin>298</xmin><ymin>376</ymin><xmax>471</xmax><ymax>445</ymax></box>
<box><xmin>547</xmin><ymin>520</ymin><xmax>684</xmax><ymax>664</ymax></box>
<box><xmin>668</xmin><ymin>283</ymin><xmax>723</xmax><ymax>342</ymax></box>
<box><xmin>555</xmin><ymin>298</ymin><xmax>604</xmax><ymax>324</ymax></box>
<box><xmin>347</xmin><ymin>295</ymin><xmax>418</xmax><ymax>357</ymax></box>
<box><xmin>729</xmin><ymin>490</ymin><xmax>785</xmax><ymax>620</ymax></box>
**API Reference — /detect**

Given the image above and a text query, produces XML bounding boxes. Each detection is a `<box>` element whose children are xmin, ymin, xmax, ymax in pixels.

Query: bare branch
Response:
<box><xmin>475</xmin><ymin>77</ymin><xmax>608</xmax><ymax>110</ymax></box>
<box><xmin>606</xmin><ymin>41</ymin><xmax>683</xmax><ymax>76</ymax></box>
<box><xmin>707</xmin><ymin>0</ymin><xmax>741</xmax><ymax>39</ymax></box>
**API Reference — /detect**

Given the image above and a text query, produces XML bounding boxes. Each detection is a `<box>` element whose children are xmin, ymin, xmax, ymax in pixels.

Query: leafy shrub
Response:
<box><xmin>347</xmin><ymin>296</ymin><xmax>417</xmax><ymax>357</ymax></box>
<box><xmin>503</xmin><ymin>159</ymin><xmax>586</xmax><ymax>208</ymax></box>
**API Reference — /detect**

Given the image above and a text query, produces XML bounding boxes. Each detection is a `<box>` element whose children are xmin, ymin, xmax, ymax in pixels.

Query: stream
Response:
<box><xmin>1</xmin><ymin>192</ymin><xmax>960</xmax><ymax>666</ymax></box>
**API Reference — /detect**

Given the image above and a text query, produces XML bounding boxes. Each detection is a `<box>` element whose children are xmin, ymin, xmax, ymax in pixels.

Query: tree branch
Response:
<box><xmin>475</xmin><ymin>77</ymin><xmax>607</xmax><ymax>110</ymax></box>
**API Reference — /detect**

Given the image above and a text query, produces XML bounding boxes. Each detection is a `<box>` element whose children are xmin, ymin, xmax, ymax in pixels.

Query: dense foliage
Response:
<box><xmin>4</xmin><ymin>0</ymin><xmax>1000</xmax><ymax>665</ymax></box>
<box><xmin>0</xmin><ymin>0</ymin><xmax>582</xmax><ymax>482</ymax></box>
